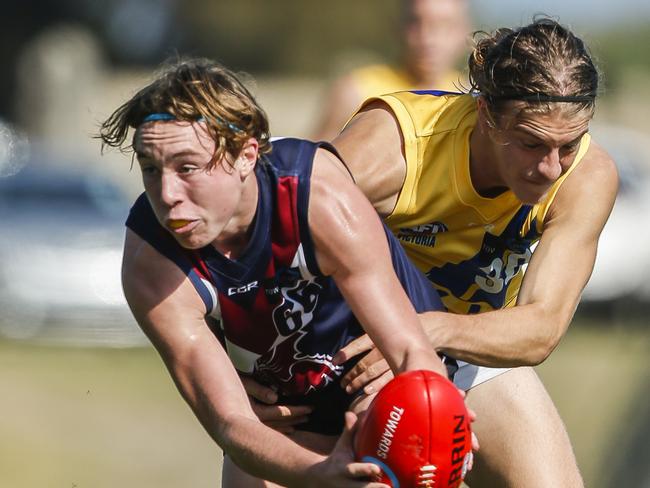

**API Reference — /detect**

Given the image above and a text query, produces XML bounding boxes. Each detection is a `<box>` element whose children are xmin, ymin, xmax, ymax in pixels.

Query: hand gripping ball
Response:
<box><xmin>354</xmin><ymin>370</ymin><xmax>472</xmax><ymax>488</ymax></box>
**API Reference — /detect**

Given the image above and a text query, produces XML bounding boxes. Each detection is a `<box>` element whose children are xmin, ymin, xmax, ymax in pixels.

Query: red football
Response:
<box><xmin>354</xmin><ymin>370</ymin><xmax>472</xmax><ymax>488</ymax></box>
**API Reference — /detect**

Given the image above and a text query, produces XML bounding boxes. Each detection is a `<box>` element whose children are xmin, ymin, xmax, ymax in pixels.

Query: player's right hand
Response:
<box><xmin>240</xmin><ymin>375</ymin><xmax>313</xmax><ymax>433</ymax></box>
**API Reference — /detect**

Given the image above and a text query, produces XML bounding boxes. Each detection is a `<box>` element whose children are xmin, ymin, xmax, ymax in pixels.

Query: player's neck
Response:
<box><xmin>469</xmin><ymin>127</ymin><xmax>507</xmax><ymax>198</ymax></box>
<box><xmin>212</xmin><ymin>174</ymin><xmax>259</xmax><ymax>259</ymax></box>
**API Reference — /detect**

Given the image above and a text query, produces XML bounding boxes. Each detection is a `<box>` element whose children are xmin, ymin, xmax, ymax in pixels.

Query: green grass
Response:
<box><xmin>1</xmin><ymin>318</ymin><xmax>648</xmax><ymax>487</ymax></box>
<box><xmin>536</xmin><ymin>318</ymin><xmax>650</xmax><ymax>487</ymax></box>
<box><xmin>0</xmin><ymin>342</ymin><xmax>219</xmax><ymax>488</ymax></box>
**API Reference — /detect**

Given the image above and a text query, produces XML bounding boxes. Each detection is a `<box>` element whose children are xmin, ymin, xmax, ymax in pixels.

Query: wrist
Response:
<box><xmin>420</xmin><ymin>310</ymin><xmax>447</xmax><ymax>351</ymax></box>
<box><xmin>300</xmin><ymin>456</ymin><xmax>329</xmax><ymax>488</ymax></box>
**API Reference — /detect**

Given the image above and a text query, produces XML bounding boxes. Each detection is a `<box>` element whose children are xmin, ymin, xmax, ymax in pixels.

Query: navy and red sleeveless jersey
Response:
<box><xmin>126</xmin><ymin>138</ymin><xmax>446</xmax><ymax>434</ymax></box>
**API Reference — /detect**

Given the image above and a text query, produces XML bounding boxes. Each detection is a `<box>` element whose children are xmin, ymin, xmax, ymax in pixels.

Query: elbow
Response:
<box><xmin>206</xmin><ymin>410</ymin><xmax>253</xmax><ymax>458</ymax></box>
<box><xmin>518</xmin><ymin>303</ymin><xmax>575</xmax><ymax>366</ymax></box>
<box><xmin>522</xmin><ymin>312</ymin><xmax>568</xmax><ymax>366</ymax></box>
<box><xmin>524</xmin><ymin>339</ymin><xmax>558</xmax><ymax>366</ymax></box>
<box><xmin>215</xmin><ymin>414</ymin><xmax>239</xmax><ymax>452</ymax></box>
<box><xmin>212</xmin><ymin>417</ymin><xmax>250</xmax><ymax>472</ymax></box>
<box><xmin>216</xmin><ymin>415</ymin><xmax>272</xmax><ymax>480</ymax></box>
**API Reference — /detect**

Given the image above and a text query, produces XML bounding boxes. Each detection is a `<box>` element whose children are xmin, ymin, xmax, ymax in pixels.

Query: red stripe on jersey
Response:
<box><xmin>272</xmin><ymin>176</ymin><xmax>301</xmax><ymax>266</ymax></box>
<box><xmin>217</xmin><ymin>260</ymin><xmax>279</xmax><ymax>354</ymax></box>
<box><xmin>190</xmin><ymin>250</ymin><xmax>211</xmax><ymax>280</ymax></box>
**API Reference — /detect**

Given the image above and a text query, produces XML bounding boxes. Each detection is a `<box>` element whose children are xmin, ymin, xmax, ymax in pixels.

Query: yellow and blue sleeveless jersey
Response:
<box><xmin>364</xmin><ymin>92</ymin><xmax>591</xmax><ymax>314</ymax></box>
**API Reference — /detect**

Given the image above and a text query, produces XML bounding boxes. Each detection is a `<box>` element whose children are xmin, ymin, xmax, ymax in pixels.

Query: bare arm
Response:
<box><xmin>332</xmin><ymin>102</ymin><xmax>407</xmax><ymax>217</ymax></box>
<box><xmin>242</xmin><ymin>108</ymin><xmax>430</xmax><ymax>425</ymax></box>
<box><xmin>334</xmin><ymin>137</ymin><xmax>617</xmax><ymax>393</ymax></box>
<box><xmin>309</xmin><ymin>147</ymin><xmax>445</xmax><ymax>376</ymax></box>
<box><xmin>122</xmin><ymin>229</ymin><xmax>385</xmax><ymax>487</ymax></box>
<box><xmin>421</xmin><ymin>141</ymin><xmax>619</xmax><ymax>366</ymax></box>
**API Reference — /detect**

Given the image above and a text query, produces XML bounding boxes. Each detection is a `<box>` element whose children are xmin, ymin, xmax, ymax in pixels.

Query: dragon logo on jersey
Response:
<box><xmin>256</xmin><ymin>334</ymin><xmax>342</xmax><ymax>396</ymax></box>
<box><xmin>397</xmin><ymin>221</ymin><xmax>448</xmax><ymax>247</ymax></box>
<box><xmin>255</xmin><ymin>276</ymin><xmax>342</xmax><ymax>396</ymax></box>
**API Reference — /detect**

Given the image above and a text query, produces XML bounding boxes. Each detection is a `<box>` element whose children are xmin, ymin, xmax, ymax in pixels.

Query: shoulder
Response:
<box><xmin>582</xmin><ymin>138</ymin><xmax>618</xmax><ymax>174</ymax></box>
<box><xmin>308</xmin><ymin>147</ymin><xmax>384</xmax><ymax>274</ymax></box>
<box><xmin>122</xmin><ymin>228</ymin><xmax>204</xmax><ymax>315</ymax></box>
<box><xmin>560</xmin><ymin>138</ymin><xmax>618</xmax><ymax>203</ymax></box>
<box><xmin>122</xmin><ymin>228</ymin><xmax>181</xmax><ymax>294</ymax></box>
<box><xmin>375</xmin><ymin>92</ymin><xmax>475</xmax><ymax>134</ymax></box>
<box><xmin>332</xmin><ymin>101</ymin><xmax>406</xmax><ymax>216</ymax></box>
<box><xmin>343</xmin><ymin>98</ymin><xmax>404</xmax><ymax>145</ymax></box>
<box><xmin>546</xmin><ymin>138</ymin><xmax>618</xmax><ymax>236</ymax></box>
<box><xmin>309</xmin><ymin>147</ymin><xmax>360</xmax><ymax>205</ymax></box>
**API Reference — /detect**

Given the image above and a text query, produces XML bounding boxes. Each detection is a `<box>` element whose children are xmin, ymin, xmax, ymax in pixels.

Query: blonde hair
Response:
<box><xmin>99</xmin><ymin>58</ymin><xmax>271</xmax><ymax>166</ymax></box>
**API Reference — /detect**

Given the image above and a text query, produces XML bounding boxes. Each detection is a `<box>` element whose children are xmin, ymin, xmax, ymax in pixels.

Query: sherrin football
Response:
<box><xmin>354</xmin><ymin>370</ymin><xmax>472</xmax><ymax>488</ymax></box>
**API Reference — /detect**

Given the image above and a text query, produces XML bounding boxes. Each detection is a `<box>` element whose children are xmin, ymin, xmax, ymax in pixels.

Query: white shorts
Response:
<box><xmin>452</xmin><ymin>360</ymin><xmax>511</xmax><ymax>391</ymax></box>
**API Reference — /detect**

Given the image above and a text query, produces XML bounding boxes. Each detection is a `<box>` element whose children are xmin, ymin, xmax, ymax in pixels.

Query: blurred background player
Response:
<box><xmin>312</xmin><ymin>0</ymin><xmax>471</xmax><ymax>141</ymax></box>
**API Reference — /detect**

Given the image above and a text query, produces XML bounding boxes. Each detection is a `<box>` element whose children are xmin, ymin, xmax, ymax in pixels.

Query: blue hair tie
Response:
<box><xmin>141</xmin><ymin>112</ymin><xmax>243</xmax><ymax>133</ymax></box>
<box><xmin>217</xmin><ymin>117</ymin><xmax>244</xmax><ymax>133</ymax></box>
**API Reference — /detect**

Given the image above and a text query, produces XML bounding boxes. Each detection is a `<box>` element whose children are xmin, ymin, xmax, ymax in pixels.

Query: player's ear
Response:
<box><xmin>476</xmin><ymin>96</ymin><xmax>492</xmax><ymax>134</ymax></box>
<box><xmin>476</xmin><ymin>96</ymin><xmax>506</xmax><ymax>142</ymax></box>
<box><xmin>236</xmin><ymin>137</ymin><xmax>259</xmax><ymax>178</ymax></box>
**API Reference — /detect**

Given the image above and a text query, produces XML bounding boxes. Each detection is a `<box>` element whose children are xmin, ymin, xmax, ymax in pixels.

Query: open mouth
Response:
<box><xmin>166</xmin><ymin>219</ymin><xmax>197</xmax><ymax>233</ymax></box>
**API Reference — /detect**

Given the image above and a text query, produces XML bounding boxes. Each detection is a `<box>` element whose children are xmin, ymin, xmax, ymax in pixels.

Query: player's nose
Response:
<box><xmin>160</xmin><ymin>172</ymin><xmax>183</xmax><ymax>206</ymax></box>
<box><xmin>538</xmin><ymin>149</ymin><xmax>562</xmax><ymax>181</ymax></box>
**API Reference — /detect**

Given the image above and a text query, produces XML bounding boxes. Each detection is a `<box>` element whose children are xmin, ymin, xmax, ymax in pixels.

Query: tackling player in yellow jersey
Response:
<box><xmin>247</xmin><ymin>17</ymin><xmax>617</xmax><ymax>488</ymax></box>
<box><xmin>331</xmin><ymin>18</ymin><xmax>617</xmax><ymax>487</ymax></box>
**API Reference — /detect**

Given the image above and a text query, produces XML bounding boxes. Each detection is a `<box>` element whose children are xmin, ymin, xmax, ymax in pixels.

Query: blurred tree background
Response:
<box><xmin>0</xmin><ymin>2</ymin><xmax>648</xmax><ymax>487</ymax></box>
<box><xmin>1</xmin><ymin>0</ymin><xmax>650</xmax><ymax>107</ymax></box>
<box><xmin>2</xmin><ymin>0</ymin><xmax>650</xmax><ymax>134</ymax></box>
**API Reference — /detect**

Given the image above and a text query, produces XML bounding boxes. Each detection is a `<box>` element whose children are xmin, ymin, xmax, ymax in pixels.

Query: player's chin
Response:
<box><xmin>514</xmin><ymin>185</ymin><xmax>551</xmax><ymax>205</ymax></box>
<box><xmin>172</xmin><ymin>232</ymin><xmax>210</xmax><ymax>250</ymax></box>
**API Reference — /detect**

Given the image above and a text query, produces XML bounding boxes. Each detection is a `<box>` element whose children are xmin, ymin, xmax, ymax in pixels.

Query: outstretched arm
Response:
<box><xmin>423</xmin><ymin>140</ymin><xmax>618</xmax><ymax>366</ymax></box>
<box><xmin>330</xmin><ymin>109</ymin><xmax>617</xmax><ymax>395</ymax></box>
<box><xmin>335</xmin><ymin>139</ymin><xmax>618</xmax><ymax>379</ymax></box>
<box><xmin>122</xmin><ymin>229</ymin><xmax>387</xmax><ymax>487</ymax></box>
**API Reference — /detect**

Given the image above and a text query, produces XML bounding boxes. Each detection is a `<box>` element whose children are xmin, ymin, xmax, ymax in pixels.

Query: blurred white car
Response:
<box><xmin>0</xmin><ymin>161</ymin><xmax>146</xmax><ymax>346</ymax></box>
<box><xmin>581</xmin><ymin>124</ymin><xmax>650</xmax><ymax>304</ymax></box>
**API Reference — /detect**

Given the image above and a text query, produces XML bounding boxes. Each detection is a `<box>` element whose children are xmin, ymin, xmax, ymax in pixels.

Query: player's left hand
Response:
<box><xmin>240</xmin><ymin>375</ymin><xmax>313</xmax><ymax>433</ymax></box>
<box><xmin>333</xmin><ymin>334</ymin><xmax>393</xmax><ymax>396</ymax></box>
